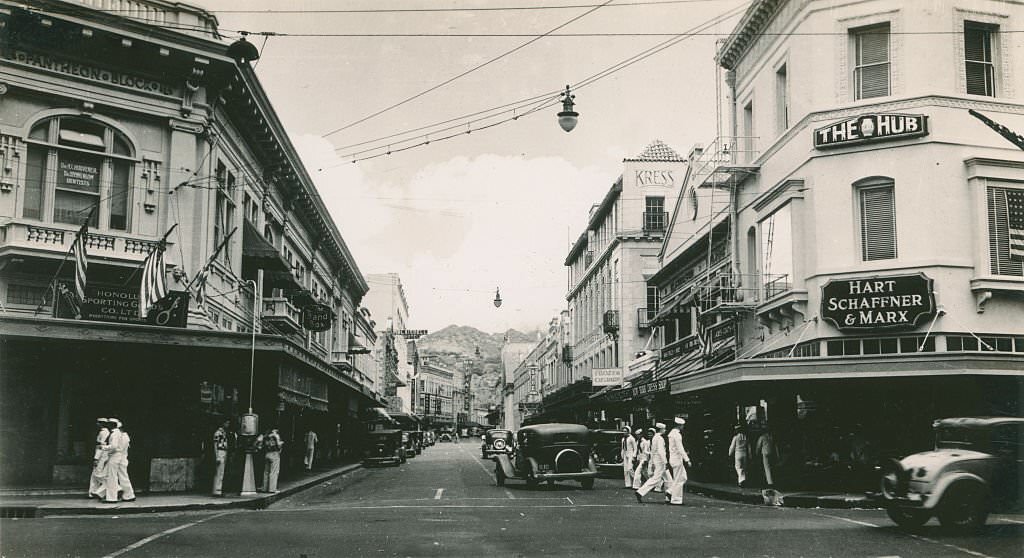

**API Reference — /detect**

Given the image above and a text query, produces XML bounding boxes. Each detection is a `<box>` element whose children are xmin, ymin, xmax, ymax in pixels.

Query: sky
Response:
<box><xmin>197</xmin><ymin>0</ymin><xmax>749</xmax><ymax>333</ymax></box>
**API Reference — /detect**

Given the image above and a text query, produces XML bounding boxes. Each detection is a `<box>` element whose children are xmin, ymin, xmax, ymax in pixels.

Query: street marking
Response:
<box><xmin>100</xmin><ymin>511</ymin><xmax>234</xmax><ymax>558</ymax></box>
<box><xmin>566</xmin><ymin>496</ymin><xmax>574</xmax><ymax>505</ymax></box>
<box><xmin>504</xmin><ymin>489</ymin><xmax>516</xmax><ymax>500</ymax></box>
<box><xmin>434</xmin><ymin>488</ymin><xmax>444</xmax><ymax>500</ymax></box>
<box><xmin>814</xmin><ymin>512</ymin><xmax>996</xmax><ymax>558</ymax></box>
<box><xmin>995</xmin><ymin>517</ymin><xmax>1024</xmax><ymax>525</ymax></box>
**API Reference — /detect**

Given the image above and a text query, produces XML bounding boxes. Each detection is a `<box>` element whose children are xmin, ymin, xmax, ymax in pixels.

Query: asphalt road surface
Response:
<box><xmin>2</xmin><ymin>441</ymin><xmax>1022</xmax><ymax>557</ymax></box>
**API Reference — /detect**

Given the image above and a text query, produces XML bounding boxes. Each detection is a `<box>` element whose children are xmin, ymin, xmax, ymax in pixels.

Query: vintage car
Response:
<box><xmin>389</xmin><ymin>412</ymin><xmax>424</xmax><ymax>457</ymax></box>
<box><xmin>880</xmin><ymin>416</ymin><xmax>1023</xmax><ymax>532</ymax></box>
<box><xmin>481</xmin><ymin>429</ymin><xmax>515</xmax><ymax>459</ymax></box>
<box><xmin>494</xmin><ymin>423</ymin><xmax>599</xmax><ymax>489</ymax></box>
<box><xmin>438</xmin><ymin>429</ymin><xmax>455</xmax><ymax>442</ymax></box>
<box><xmin>423</xmin><ymin>431</ymin><xmax>436</xmax><ymax>446</ymax></box>
<box><xmin>362</xmin><ymin>429</ymin><xmax>406</xmax><ymax>466</ymax></box>
<box><xmin>590</xmin><ymin>429</ymin><xmax>626</xmax><ymax>477</ymax></box>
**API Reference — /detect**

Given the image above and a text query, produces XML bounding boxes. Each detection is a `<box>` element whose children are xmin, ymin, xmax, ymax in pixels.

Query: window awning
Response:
<box><xmin>242</xmin><ymin>220</ymin><xmax>289</xmax><ymax>273</ymax></box>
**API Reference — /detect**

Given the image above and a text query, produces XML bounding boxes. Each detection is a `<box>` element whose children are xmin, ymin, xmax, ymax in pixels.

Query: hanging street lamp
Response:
<box><xmin>493</xmin><ymin>287</ymin><xmax>503</xmax><ymax>308</ymax></box>
<box><xmin>557</xmin><ymin>85</ymin><xmax>579</xmax><ymax>133</ymax></box>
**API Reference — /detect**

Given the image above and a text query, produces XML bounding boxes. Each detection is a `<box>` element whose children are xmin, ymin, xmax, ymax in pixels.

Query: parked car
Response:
<box><xmin>424</xmin><ymin>431</ymin><xmax>436</xmax><ymax>446</ymax></box>
<box><xmin>494</xmin><ymin>423</ymin><xmax>598</xmax><ymax>489</ymax></box>
<box><xmin>482</xmin><ymin>429</ymin><xmax>515</xmax><ymax>459</ymax></box>
<box><xmin>589</xmin><ymin>429</ymin><xmax>626</xmax><ymax>477</ymax></box>
<box><xmin>438</xmin><ymin>429</ymin><xmax>454</xmax><ymax>442</ymax></box>
<box><xmin>389</xmin><ymin>411</ymin><xmax>424</xmax><ymax>456</ymax></box>
<box><xmin>880</xmin><ymin>416</ymin><xmax>1024</xmax><ymax>533</ymax></box>
<box><xmin>362</xmin><ymin>429</ymin><xmax>406</xmax><ymax>467</ymax></box>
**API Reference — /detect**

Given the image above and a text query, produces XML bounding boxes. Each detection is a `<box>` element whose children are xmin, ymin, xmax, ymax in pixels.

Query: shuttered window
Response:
<box><xmin>987</xmin><ymin>186</ymin><xmax>1024</xmax><ymax>276</ymax></box>
<box><xmin>853</xmin><ymin>24</ymin><xmax>890</xmax><ymax>100</ymax></box>
<box><xmin>965</xmin><ymin>22</ymin><xmax>996</xmax><ymax>96</ymax></box>
<box><xmin>859</xmin><ymin>183</ymin><xmax>897</xmax><ymax>261</ymax></box>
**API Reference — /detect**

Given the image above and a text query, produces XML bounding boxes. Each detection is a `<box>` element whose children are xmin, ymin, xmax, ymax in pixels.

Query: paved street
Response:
<box><xmin>2</xmin><ymin>442</ymin><xmax>1022</xmax><ymax>558</ymax></box>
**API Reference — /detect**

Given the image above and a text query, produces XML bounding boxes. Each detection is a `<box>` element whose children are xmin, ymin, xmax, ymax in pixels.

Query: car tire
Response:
<box><xmin>885</xmin><ymin>507</ymin><xmax>930</xmax><ymax>529</ymax></box>
<box><xmin>580</xmin><ymin>478</ymin><xmax>595</xmax><ymax>490</ymax></box>
<box><xmin>937</xmin><ymin>483</ymin><xmax>989</xmax><ymax>533</ymax></box>
<box><xmin>495</xmin><ymin>462</ymin><xmax>505</xmax><ymax>487</ymax></box>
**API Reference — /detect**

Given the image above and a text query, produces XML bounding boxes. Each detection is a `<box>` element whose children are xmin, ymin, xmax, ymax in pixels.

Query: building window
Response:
<box><xmin>775</xmin><ymin>63</ymin><xmax>789</xmax><ymax>134</ymax></box>
<box><xmin>987</xmin><ymin>186</ymin><xmax>1024</xmax><ymax>277</ymax></box>
<box><xmin>214</xmin><ymin>161</ymin><xmax>236</xmax><ymax>264</ymax></box>
<box><xmin>856</xmin><ymin>179</ymin><xmax>897</xmax><ymax>261</ymax></box>
<box><xmin>6</xmin><ymin>283</ymin><xmax>47</xmax><ymax>306</ymax></box>
<box><xmin>644</xmin><ymin>196</ymin><xmax>666</xmax><ymax>232</ymax></box>
<box><xmin>964</xmin><ymin>21</ymin><xmax>997</xmax><ymax>96</ymax></box>
<box><xmin>742</xmin><ymin>100</ymin><xmax>755</xmax><ymax>162</ymax></box>
<box><xmin>23</xmin><ymin>116</ymin><xmax>135</xmax><ymax>230</ymax></box>
<box><xmin>760</xmin><ymin>204</ymin><xmax>793</xmax><ymax>297</ymax></box>
<box><xmin>646</xmin><ymin>286</ymin><xmax>659</xmax><ymax>316</ymax></box>
<box><xmin>852</xmin><ymin>23</ymin><xmax>890</xmax><ymax>99</ymax></box>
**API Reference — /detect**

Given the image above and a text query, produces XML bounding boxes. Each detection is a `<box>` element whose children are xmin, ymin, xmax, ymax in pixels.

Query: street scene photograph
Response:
<box><xmin>1</xmin><ymin>0</ymin><xmax>1023</xmax><ymax>556</ymax></box>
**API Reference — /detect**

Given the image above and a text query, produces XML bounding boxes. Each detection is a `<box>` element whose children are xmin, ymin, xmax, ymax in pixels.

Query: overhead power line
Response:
<box><xmin>321</xmin><ymin>0</ymin><xmax>616</xmax><ymax>138</ymax></box>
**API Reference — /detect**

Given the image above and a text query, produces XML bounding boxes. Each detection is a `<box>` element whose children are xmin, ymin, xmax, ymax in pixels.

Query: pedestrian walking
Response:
<box><xmin>304</xmin><ymin>429</ymin><xmax>319</xmax><ymax>471</ymax></box>
<box><xmin>728</xmin><ymin>425</ymin><xmax>750</xmax><ymax>487</ymax></box>
<box><xmin>634</xmin><ymin>422</ymin><xmax>668</xmax><ymax>504</ymax></box>
<box><xmin>666</xmin><ymin>417</ymin><xmax>692</xmax><ymax>505</ymax></box>
<box><xmin>212</xmin><ymin>419</ymin><xmax>230</xmax><ymax>496</ymax></box>
<box><xmin>631</xmin><ymin>428</ymin><xmax>651</xmax><ymax>490</ymax></box>
<box><xmin>103</xmin><ymin>418</ymin><xmax>135</xmax><ymax>502</ymax></box>
<box><xmin>757</xmin><ymin>429</ymin><xmax>777</xmax><ymax>488</ymax></box>
<box><xmin>262</xmin><ymin>428</ymin><xmax>283</xmax><ymax>493</ymax></box>
<box><xmin>620</xmin><ymin>426</ymin><xmax>637</xmax><ymax>488</ymax></box>
<box><xmin>88</xmin><ymin>418</ymin><xmax>110</xmax><ymax>499</ymax></box>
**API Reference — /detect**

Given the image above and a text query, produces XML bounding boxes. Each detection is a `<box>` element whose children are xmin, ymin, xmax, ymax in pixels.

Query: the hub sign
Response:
<box><xmin>814</xmin><ymin>113</ymin><xmax>928</xmax><ymax>149</ymax></box>
<box><xmin>821</xmin><ymin>273</ymin><xmax>935</xmax><ymax>331</ymax></box>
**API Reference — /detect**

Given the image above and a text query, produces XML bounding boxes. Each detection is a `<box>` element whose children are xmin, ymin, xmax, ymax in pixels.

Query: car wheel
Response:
<box><xmin>885</xmin><ymin>507</ymin><xmax>930</xmax><ymax>529</ymax></box>
<box><xmin>937</xmin><ymin>483</ymin><xmax>989</xmax><ymax>533</ymax></box>
<box><xmin>495</xmin><ymin>462</ymin><xmax>506</xmax><ymax>487</ymax></box>
<box><xmin>580</xmin><ymin>478</ymin><xmax>595</xmax><ymax>490</ymax></box>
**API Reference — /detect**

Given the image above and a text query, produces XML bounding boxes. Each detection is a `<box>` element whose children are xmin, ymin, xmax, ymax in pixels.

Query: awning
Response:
<box><xmin>242</xmin><ymin>220</ymin><xmax>289</xmax><ymax>273</ymax></box>
<box><xmin>264</xmin><ymin>269</ymin><xmax>302</xmax><ymax>290</ymax></box>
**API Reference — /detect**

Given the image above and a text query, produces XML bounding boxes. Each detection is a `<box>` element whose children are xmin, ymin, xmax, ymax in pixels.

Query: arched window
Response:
<box><xmin>23</xmin><ymin>116</ymin><xmax>135</xmax><ymax>230</ymax></box>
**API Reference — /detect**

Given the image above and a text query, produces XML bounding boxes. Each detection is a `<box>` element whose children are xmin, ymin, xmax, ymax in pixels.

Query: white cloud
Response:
<box><xmin>294</xmin><ymin>135</ymin><xmax>613</xmax><ymax>333</ymax></box>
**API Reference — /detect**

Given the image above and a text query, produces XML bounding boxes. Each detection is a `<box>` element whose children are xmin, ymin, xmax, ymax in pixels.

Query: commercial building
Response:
<box><xmin>363</xmin><ymin>273</ymin><xmax>419</xmax><ymax>413</ymax></box>
<box><xmin>499</xmin><ymin>341</ymin><xmax>534</xmax><ymax>430</ymax></box>
<box><xmin>415</xmin><ymin>357</ymin><xmax>462</xmax><ymax>430</ymax></box>
<box><xmin>0</xmin><ymin>0</ymin><xmax>382</xmax><ymax>489</ymax></box>
<box><xmin>646</xmin><ymin>0</ymin><xmax>1024</xmax><ymax>487</ymax></box>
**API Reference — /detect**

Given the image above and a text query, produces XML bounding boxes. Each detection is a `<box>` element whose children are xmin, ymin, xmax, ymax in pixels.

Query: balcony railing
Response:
<box><xmin>0</xmin><ymin>221</ymin><xmax>161</xmax><ymax>261</ymax></box>
<box><xmin>642</xmin><ymin>211</ymin><xmax>668</xmax><ymax>233</ymax></box>
<box><xmin>261</xmin><ymin>297</ymin><xmax>301</xmax><ymax>333</ymax></box>
<box><xmin>696</xmin><ymin>273</ymin><xmax>790</xmax><ymax>314</ymax></box>
<box><xmin>637</xmin><ymin>307</ymin><xmax>656</xmax><ymax>329</ymax></box>
<box><xmin>584</xmin><ymin>250</ymin><xmax>594</xmax><ymax>268</ymax></box>
<box><xmin>763</xmin><ymin>274</ymin><xmax>792</xmax><ymax>300</ymax></box>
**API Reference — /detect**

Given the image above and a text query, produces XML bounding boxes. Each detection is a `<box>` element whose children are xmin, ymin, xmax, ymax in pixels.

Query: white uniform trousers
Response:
<box><xmin>104</xmin><ymin>457</ymin><xmax>134</xmax><ymax>502</ymax></box>
<box><xmin>623</xmin><ymin>458</ymin><xmax>634</xmax><ymax>487</ymax></box>
<box><xmin>88</xmin><ymin>455</ymin><xmax>109</xmax><ymax>497</ymax></box>
<box><xmin>212</xmin><ymin>449</ymin><xmax>227</xmax><ymax>495</ymax></box>
<box><xmin>631</xmin><ymin>459</ymin><xmax>648</xmax><ymax>489</ymax></box>
<box><xmin>667</xmin><ymin>460</ymin><xmax>687</xmax><ymax>504</ymax></box>
<box><xmin>636</xmin><ymin>461</ymin><xmax>667</xmax><ymax>497</ymax></box>
<box><xmin>263</xmin><ymin>451</ymin><xmax>281</xmax><ymax>492</ymax></box>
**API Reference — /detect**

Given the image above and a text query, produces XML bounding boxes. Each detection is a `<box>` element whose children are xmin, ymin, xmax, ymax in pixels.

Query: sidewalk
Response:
<box><xmin>0</xmin><ymin>462</ymin><xmax>362</xmax><ymax>518</ymax></box>
<box><xmin>686</xmin><ymin>479</ymin><xmax>881</xmax><ymax>509</ymax></box>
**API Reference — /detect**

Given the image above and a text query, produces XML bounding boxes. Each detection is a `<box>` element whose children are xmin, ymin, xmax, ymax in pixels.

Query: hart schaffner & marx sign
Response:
<box><xmin>814</xmin><ymin>113</ymin><xmax>928</xmax><ymax>149</ymax></box>
<box><xmin>821</xmin><ymin>273</ymin><xmax>935</xmax><ymax>331</ymax></box>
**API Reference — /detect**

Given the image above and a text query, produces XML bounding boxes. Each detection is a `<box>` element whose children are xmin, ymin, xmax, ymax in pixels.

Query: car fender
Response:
<box><xmin>495</xmin><ymin>453</ymin><xmax>517</xmax><ymax>479</ymax></box>
<box><xmin>924</xmin><ymin>473</ymin><xmax>989</xmax><ymax>509</ymax></box>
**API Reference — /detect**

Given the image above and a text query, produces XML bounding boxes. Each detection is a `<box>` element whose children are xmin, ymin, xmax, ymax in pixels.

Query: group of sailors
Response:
<box><xmin>87</xmin><ymin>417</ymin><xmax>136</xmax><ymax>503</ymax></box>
<box><xmin>620</xmin><ymin>416</ymin><xmax>691</xmax><ymax>505</ymax></box>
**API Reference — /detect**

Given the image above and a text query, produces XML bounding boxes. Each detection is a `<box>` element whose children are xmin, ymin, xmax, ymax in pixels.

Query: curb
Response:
<box><xmin>3</xmin><ymin>463</ymin><xmax>363</xmax><ymax>518</ymax></box>
<box><xmin>687</xmin><ymin>482</ymin><xmax>880</xmax><ymax>509</ymax></box>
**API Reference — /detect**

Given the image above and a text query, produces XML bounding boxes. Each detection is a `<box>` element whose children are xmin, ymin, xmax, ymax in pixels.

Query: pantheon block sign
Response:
<box><xmin>821</xmin><ymin>273</ymin><xmax>935</xmax><ymax>331</ymax></box>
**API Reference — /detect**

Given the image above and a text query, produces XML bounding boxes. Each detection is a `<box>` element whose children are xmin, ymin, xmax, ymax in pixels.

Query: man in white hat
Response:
<box><xmin>631</xmin><ymin>428</ymin><xmax>650</xmax><ymax>490</ymax></box>
<box><xmin>634</xmin><ymin>422</ymin><xmax>668</xmax><ymax>503</ymax></box>
<box><xmin>620</xmin><ymin>426</ymin><xmax>637</xmax><ymax>488</ymax></box>
<box><xmin>88</xmin><ymin>418</ymin><xmax>110</xmax><ymax>499</ymax></box>
<box><xmin>666</xmin><ymin>416</ymin><xmax>692</xmax><ymax>505</ymax></box>
<box><xmin>102</xmin><ymin>418</ymin><xmax>135</xmax><ymax>502</ymax></box>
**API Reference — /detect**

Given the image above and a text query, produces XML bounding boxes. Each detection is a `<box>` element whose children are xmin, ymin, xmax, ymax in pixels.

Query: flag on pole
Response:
<box><xmin>1008</xmin><ymin>188</ymin><xmax>1024</xmax><ymax>261</ymax></box>
<box><xmin>71</xmin><ymin>219</ymin><xmax>89</xmax><ymax>302</ymax></box>
<box><xmin>191</xmin><ymin>266</ymin><xmax>210</xmax><ymax>309</ymax></box>
<box><xmin>58</xmin><ymin>282</ymin><xmax>82</xmax><ymax>319</ymax></box>
<box><xmin>139</xmin><ymin>243</ymin><xmax>168</xmax><ymax>319</ymax></box>
<box><xmin>968</xmin><ymin>109</ymin><xmax>1024</xmax><ymax>151</ymax></box>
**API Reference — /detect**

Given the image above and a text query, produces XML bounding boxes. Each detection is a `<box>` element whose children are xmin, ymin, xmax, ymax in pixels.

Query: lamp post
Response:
<box><xmin>240</xmin><ymin>277</ymin><xmax>261</xmax><ymax>496</ymax></box>
<box><xmin>557</xmin><ymin>85</ymin><xmax>579</xmax><ymax>133</ymax></box>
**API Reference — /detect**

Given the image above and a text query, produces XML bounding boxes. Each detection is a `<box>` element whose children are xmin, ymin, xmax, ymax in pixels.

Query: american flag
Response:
<box><xmin>1008</xmin><ymin>189</ymin><xmax>1024</xmax><ymax>261</ymax></box>
<box><xmin>139</xmin><ymin>243</ymin><xmax>168</xmax><ymax>318</ymax></box>
<box><xmin>71</xmin><ymin>219</ymin><xmax>89</xmax><ymax>302</ymax></box>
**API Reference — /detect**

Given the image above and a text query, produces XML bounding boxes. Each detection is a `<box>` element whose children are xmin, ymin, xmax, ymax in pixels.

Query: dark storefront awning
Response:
<box><xmin>242</xmin><ymin>220</ymin><xmax>290</xmax><ymax>275</ymax></box>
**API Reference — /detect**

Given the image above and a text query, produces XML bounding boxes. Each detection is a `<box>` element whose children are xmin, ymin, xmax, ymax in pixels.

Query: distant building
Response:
<box><xmin>363</xmin><ymin>273</ymin><xmax>419</xmax><ymax>412</ymax></box>
<box><xmin>500</xmin><ymin>342</ymin><xmax>535</xmax><ymax>430</ymax></box>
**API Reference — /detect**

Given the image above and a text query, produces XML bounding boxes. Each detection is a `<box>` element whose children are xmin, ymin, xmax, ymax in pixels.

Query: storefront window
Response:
<box><xmin>22</xmin><ymin>116</ymin><xmax>134</xmax><ymax>230</ymax></box>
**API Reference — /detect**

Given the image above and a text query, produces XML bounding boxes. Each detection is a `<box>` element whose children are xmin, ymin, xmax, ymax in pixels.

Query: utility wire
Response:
<box><xmin>65</xmin><ymin>1</ymin><xmax>737</xmax><ymax>15</ymax></box>
<box><xmin>321</xmin><ymin>0</ymin><xmax>616</xmax><ymax>138</ymax></box>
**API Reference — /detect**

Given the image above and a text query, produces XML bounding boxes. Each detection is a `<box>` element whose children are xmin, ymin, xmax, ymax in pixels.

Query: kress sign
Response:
<box><xmin>821</xmin><ymin>273</ymin><xmax>935</xmax><ymax>331</ymax></box>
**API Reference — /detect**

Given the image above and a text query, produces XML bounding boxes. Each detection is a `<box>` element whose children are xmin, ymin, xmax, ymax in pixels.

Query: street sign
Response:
<box><xmin>396</xmin><ymin>329</ymin><xmax>428</xmax><ymax>338</ymax></box>
<box><xmin>592</xmin><ymin>367</ymin><xmax>623</xmax><ymax>386</ymax></box>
